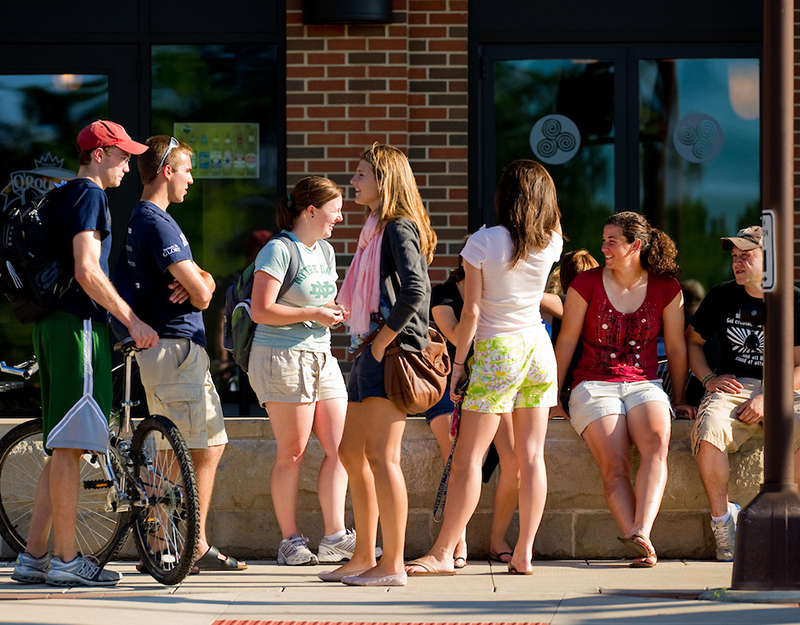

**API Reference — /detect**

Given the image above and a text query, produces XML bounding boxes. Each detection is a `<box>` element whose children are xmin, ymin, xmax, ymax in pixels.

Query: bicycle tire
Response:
<box><xmin>131</xmin><ymin>415</ymin><xmax>200</xmax><ymax>586</ymax></box>
<box><xmin>0</xmin><ymin>419</ymin><xmax>128</xmax><ymax>561</ymax></box>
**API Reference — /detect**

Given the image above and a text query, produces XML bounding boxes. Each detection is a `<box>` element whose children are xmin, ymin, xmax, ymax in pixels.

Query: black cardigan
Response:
<box><xmin>380</xmin><ymin>218</ymin><xmax>431</xmax><ymax>353</ymax></box>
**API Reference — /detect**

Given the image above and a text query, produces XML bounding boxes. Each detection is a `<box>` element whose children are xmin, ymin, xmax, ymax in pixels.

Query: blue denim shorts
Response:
<box><xmin>347</xmin><ymin>346</ymin><xmax>387</xmax><ymax>403</ymax></box>
<box><xmin>424</xmin><ymin>389</ymin><xmax>455</xmax><ymax>423</ymax></box>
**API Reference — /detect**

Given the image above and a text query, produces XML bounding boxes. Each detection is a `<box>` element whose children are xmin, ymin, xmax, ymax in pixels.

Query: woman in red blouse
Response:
<box><xmin>551</xmin><ymin>212</ymin><xmax>696</xmax><ymax>567</ymax></box>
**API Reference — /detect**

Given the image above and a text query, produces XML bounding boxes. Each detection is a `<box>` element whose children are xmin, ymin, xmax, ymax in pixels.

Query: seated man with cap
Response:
<box><xmin>685</xmin><ymin>225</ymin><xmax>800</xmax><ymax>561</ymax></box>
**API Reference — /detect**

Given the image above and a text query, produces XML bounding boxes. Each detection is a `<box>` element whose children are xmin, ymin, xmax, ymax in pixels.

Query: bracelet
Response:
<box><xmin>453</xmin><ymin>361</ymin><xmax>465</xmax><ymax>366</ymax></box>
<box><xmin>701</xmin><ymin>373</ymin><xmax>715</xmax><ymax>388</ymax></box>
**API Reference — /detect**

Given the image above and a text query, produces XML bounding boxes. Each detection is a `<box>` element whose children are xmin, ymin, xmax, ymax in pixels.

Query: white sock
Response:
<box><xmin>324</xmin><ymin>530</ymin><xmax>346</xmax><ymax>542</ymax></box>
<box><xmin>712</xmin><ymin>511</ymin><xmax>731</xmax><ymax>525</ymax></box>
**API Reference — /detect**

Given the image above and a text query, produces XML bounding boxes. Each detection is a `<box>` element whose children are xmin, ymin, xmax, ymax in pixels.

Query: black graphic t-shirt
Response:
<box><xmin>690</xmin><ymin>280</ymin><xmax>800</xmax><ymax>380</ymax></box>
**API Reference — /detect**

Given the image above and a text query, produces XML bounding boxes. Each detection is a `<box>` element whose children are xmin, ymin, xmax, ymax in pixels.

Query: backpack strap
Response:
<box><xmin>272</xmin><ymin>232</ymin><xmax>301</xmax><ymax>301</ymax></box>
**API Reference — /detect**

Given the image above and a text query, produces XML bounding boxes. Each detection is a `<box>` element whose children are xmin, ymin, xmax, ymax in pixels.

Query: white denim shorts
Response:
<box><xmin>568</xmin><ymin>378</ymin><xmax>672</xmax><ymax>436</ymax></box>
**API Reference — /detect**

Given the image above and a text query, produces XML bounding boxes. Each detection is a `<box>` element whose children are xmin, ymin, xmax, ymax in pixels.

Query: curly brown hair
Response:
<box><xmin>605</xmin><ymin>211</ymin><xmax>679</xmax><ymax>278</ymax></box>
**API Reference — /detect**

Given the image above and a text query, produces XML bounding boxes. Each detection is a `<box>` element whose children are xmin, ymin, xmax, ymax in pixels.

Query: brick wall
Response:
<box><xmin>286</xmin><ymin>0</ymin><xmax>469</xmax><ymax>361</ymax></box>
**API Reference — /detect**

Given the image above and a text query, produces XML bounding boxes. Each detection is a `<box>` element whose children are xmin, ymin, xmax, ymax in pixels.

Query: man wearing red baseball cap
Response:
<box><xmin>11</xmin><ymin>120</ymin><xmax>158</xmax><ymax>588</ymax></box>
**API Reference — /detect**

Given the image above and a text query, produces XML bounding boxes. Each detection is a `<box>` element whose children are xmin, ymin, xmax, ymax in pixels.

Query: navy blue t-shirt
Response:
<box><xmin>116</xmin><ymin>201</ymin><xmax>206</xmax><ymax>347</ymax></box>
<box><xmin>55</xmin><ymin>179</ymin><xmax>112</xmax><ymax>323</ymax></box>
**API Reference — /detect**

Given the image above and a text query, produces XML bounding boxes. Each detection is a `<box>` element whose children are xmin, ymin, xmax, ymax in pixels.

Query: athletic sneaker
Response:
<box><xmin>318</xmin><ymin>529</ymin><xmax>358</xmax><ymax>563</ymax></box>
<box><xmin>46</xmin><ymin>555</ymin><xmax>122</xmax><ymax>587</ymax></box>
<box><xmin>711</xmin><ymin>501</ymin><xmax>741</xmax><ymax>561</ymax></box>
<box><xmin>277</xmin><ymin>535</ymin><xmax>318</xmax><ymax>566</ymax></box>
<box><xmin>317</xmin><ymin>529</ymin><xmax>383</xmax><ymax>562</ymax></box>
<box><xmin>11</xmin><ymin>552</ymin><xmax>51</xmax><ymax>584</ymax></box>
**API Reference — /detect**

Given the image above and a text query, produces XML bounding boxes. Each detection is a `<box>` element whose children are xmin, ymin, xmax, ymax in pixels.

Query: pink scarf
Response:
<box><xmin>338</xmin><ymin>211</ymin><xmax>384</xmax><ymax>336</ymax></box>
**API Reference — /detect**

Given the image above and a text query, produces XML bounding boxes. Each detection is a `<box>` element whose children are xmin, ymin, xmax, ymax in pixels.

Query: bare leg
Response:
<box><xmin>329</xmin><ymin>400</ymin><xmax>379</xmax><ymax>576</ymax></box>
<box><xmin>489</xmin><ymin>412</ymin><xmax>518</xmax><ymax>559</ymax></box>
<box><xmin>50</xmin><ymin>448</ymin><xmax>83</xmax><ymax>562</ymax></box>
<box><xmin>407</xmin><ymin>410</ymin><xmax>500</xmax><ymax>573</ymax></box>
<box><xmin>191</xmin><ymin>443</ymin><xmax>226</xmax><ymax>554</ymax></box>
<box><xmin>624</xmin><ymin>401</ymin><xmax>671</xmax><ymax>538</ymax></box>
<box><xmin>429</xmin><ymin>413</ymin><xmax>467</xmax><ymax>561</ymax></box>
<box><xmin>310</xmin><ymin>398</ymin><xmax>348</xmax><ymax>536</ymax></box>
<box><xmin>360</xmin><ymin>397</ymin><xmax>407</xmax><ymax>577</ymax></box>
<box><xmin>582</xmin><ymin>414</ymin><xmax>636</xmax><ymax>535</ymax></box>
<box><xmin>265</xmin><ymin>401</ymin><xmax>315</xmax><ymax>540</ymax></box>
<box><xmin>509</xmin><ymin>406</ymin><xmax>549</xmax><ymax>573</ymax></box>
<box><xmin>24</xmin><ymin>460</ymin><xmax>53</xmax><ymax>558</ymax></box>
<box><xmin>696</xmin><ymin>440</ymin><xmax>732</xmax><ymax>518</ymax></box>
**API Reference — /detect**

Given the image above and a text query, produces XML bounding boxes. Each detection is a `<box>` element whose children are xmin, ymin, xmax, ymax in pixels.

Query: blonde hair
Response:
<box><xmin>360</xmin><ymin>143</ymin><xmax>437</xmax><ymax>264</ymax></box>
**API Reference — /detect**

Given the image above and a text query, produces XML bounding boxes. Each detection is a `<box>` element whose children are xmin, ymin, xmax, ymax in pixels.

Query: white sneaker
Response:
<box><xmin>277</xmin><ymin>535</ymin><xmax>318</xmax><ymax>566</ymax></box>
<box><xmin>318</xmin><ymin>529</ymin><xmax>358</xmax><ymax>563</ymax></box>
<box><xmin>11</xmin><ymin>552</ymin><xmax>51</xmax><ymax>584</ymax></box>
<box><xmin>711</xmin><ymin>501</ymin><xmax>741</xmax><ymax>562</ymax></box>
<box><xmin>46</xmin><ymin>555</ymin><xmax>122</xmax><ymax>587</ymax></box>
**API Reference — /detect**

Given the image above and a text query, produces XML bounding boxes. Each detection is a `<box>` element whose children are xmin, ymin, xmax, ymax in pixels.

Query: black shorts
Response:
<box><xmin>347</xmin><ymin>346</ymin><xmax>387</xmax><ymax>403</ymax></box>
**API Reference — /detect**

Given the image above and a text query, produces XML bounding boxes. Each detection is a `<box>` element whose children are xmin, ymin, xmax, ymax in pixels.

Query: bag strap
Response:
<box><xmin>271</xmin><ymin>232</ymin><xmax>301</xmax><ymax>301</ymax></box>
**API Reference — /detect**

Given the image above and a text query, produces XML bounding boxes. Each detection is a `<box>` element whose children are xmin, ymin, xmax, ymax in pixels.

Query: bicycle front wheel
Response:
<box><xmin>131</xmin><ymin>415</ymin><xmax>200</xmax><ymax>586</ymax></box>
<box><xmin>0</xmin><ymin>418</ymin><xmax>127</xmax><ymax>560</ymax></box>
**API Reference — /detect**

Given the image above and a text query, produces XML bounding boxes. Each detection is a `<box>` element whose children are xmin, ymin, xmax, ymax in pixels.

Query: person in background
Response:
<box><xmin>406</xmin><ymin>159</ymin><xmax>562</xmax><ymax>576</ymax></box>
<box><xmin>115</xmin><ymin>135</ymin><xmax>246</xmax><ymax>572</ymax></box>
<box><xmin>551</xmin><ymin>211</ymin><xmax>694</xmax><ymax>568</ymax></box>
<box><xmin>12</xmin><ymin>120</ymin><xmax>158</xmax><ymax>587</ymax></box>
<box><xmin>248</xmin><ymin>176</ymin><xmax>351</xmax><ymax>566</ymax></box>
<box><xmin>326</xmin><ymin>143</ymin><xmax>436</xmax><ymax>587</ymax></box>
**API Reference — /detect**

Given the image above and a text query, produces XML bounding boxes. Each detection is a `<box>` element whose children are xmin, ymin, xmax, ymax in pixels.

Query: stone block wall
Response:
<box><xmin>0</xmin><ymin>418</ymin><xmax>767</xmax><ymax>561</ymax></box>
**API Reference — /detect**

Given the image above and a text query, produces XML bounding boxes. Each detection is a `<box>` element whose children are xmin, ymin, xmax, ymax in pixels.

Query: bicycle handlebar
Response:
<box><xmin>0</xmin><ymin>357</ymin><xmax>39</xmax><ymax>380</ymax></box>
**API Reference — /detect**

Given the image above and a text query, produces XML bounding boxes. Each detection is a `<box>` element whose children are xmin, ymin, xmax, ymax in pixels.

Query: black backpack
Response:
<box><xmin>222</xmin><ymin>232</ymin><xmax>334</xmax><ymax>372</ymax></box>
<box><xmin>0</xmin><ymin>184</ymin><xmax>74</xmax><ymax>323</ymax></box>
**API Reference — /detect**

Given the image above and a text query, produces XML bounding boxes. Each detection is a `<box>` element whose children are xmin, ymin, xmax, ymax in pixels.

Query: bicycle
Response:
<box><xmin>0</xmin><ymin>340</ymin><xmax>201</xmax><ymax>585</ymax></box>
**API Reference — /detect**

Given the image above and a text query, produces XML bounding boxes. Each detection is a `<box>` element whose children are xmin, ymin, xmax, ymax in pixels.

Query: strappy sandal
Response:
<box><xmin>195</xmin><ymin>545</ymin><xmax>248</xmax><ymax>570</ymax></box>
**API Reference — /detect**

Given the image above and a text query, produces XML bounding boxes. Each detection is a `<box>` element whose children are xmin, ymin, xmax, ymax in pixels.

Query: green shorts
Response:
<box><xmin>33</xmin><ymin>310</ymin><xmax>112</xmax><ymax>452</ymax></box>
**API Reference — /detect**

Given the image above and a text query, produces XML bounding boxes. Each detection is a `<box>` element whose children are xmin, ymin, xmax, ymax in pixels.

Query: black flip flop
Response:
<box><xmin>195</xmin><ymin>545</ymin><xmax>248</xmax><ymax>570</ymax></box>
<box><xmin>489</xmin><ymin>551</ymin><xmax>513</xmax><ymax>563</ymax></box>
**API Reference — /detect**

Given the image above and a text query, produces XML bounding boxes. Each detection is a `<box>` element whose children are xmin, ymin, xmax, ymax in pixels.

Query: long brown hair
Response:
<box><xmin>276</xmin><ymin>176</ymin><xmax>343</xmax><ymax>231</ymax></box>
<box><xmin>495</xmin><ymin>159</ymin><xmax>561</xmax><ymax>268</ymax></box>
<box><xmin>605</xmin><ymin>211</ymin><xmax>679</xmax><ymax>278</ymax></box>
<box><xmin>360</xmin><ymin>143</ymin><xmax>437</xmax><ymax>264</ymax></box>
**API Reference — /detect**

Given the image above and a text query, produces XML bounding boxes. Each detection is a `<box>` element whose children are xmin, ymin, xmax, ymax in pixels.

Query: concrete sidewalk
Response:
<box><xmin>0</xmin><ymin>558</ymin><xmax>798</xmax><ymax>625</ymax></box>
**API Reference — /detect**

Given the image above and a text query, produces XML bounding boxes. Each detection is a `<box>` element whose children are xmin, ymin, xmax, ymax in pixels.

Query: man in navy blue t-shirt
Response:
<box><xmin>115</xmin><ymin>135</ymin><xmax>245</xmax><ymax>571</ymax></box>
<box><xmin>12</xmin><ymin>121</ymin><xmax>158</xmax><ymax>588</ymax></box>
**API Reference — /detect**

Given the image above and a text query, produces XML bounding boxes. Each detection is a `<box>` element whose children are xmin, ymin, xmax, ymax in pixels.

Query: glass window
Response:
<box><xmin>639</xmin><ymin>58</ymin><xmax>760</xmax><ymax>290</ymax></box>
<box><xmin>0</xmin><ymin>74</ymin><xmax>108</xmax><ymax>364</ymax></box>
<box><xmin>493</xmin><ymin>59</ymin><xmax>616</xmax><ymax>257</ymax></box>
<box><xmin>151</xmin><ymin>44</ymin><xmax>281</xmax><ymax>413</ymax></box>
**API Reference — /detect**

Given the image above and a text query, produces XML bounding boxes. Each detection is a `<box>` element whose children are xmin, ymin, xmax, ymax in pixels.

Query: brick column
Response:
<box><xmin>286</xmin><ymin>1</ymin><xmax>469</xmax><ymax>360</ymax></box>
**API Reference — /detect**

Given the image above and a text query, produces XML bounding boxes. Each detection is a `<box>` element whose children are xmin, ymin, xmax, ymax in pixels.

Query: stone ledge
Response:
<box><xmin>0</xmin><ymin>417</ymin><xmax>764</xmax><ymax>560</ymax></box>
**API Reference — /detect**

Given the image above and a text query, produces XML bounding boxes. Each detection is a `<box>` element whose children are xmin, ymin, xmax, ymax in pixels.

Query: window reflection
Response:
<box><xmin>639</xmin><ymin>58</ymin><xmax>760</xmax><ymax>291</ymax></box>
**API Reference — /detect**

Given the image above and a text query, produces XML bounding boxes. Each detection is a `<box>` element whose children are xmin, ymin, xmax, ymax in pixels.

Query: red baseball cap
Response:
<box><xmin>76</xmin><ymin>120</ymin><xmax>148</xmax><ymax>155</ymax></box>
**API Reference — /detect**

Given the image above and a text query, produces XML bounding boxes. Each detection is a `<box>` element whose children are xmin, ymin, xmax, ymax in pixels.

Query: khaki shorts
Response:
<box><xmin>568</xmin><ymin>379</ymin><xmax>672</xmax><ymax>436</ymax></box>
<box><xmin>248</xmin><ymin>345</ymin><xmax>347</xmax><ymax>405</ymax></box>
<box><xmin>136</xmin><ymin>339</ymin><xmax>228</xmax><ymax>449</ymax></box>
<box><xmin>691</xmin><ymin>378</ymin><xmax>800</xmax><ymax>454</ymax></box>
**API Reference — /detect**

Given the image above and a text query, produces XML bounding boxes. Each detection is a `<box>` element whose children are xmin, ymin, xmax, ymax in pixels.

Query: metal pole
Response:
<box><xmin>731</xmin><ymin>0</ymin><xmax>800</xmax><ymax>590</ymax></box>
